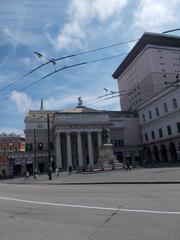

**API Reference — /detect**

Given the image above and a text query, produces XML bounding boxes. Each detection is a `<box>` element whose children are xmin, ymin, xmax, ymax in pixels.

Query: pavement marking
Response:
<box><xmin>0</xmin><ymin>196</ymin><xmax>180</xmax><ymax>215</ymax></box>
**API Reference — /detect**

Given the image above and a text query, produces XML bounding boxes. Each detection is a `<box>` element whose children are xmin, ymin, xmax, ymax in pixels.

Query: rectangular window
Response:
<box><xmin>163</xmin><ymin>102</ymin><xmax>168</xmax><ymax>113</ymax></box>
<box><xmin>159</xmin><ymin>128</ymin><xmax>163</xmax><ymax>138</ymax></box>
<box><xmin>145</xmin><ymin>133</ymin><xmax>148</xmax><ymax>142</ymax></box>
<box><xmin>142</xmin><ymin>114</ymin><xmax>146</xmax><ymax>122</ymax></box>
<box><xmin>50</xmin><ymin>142</ymin><xmax>53</xmax><ymax>150</ymax></box>
<box><xmin>26</xmin><ymin>143</ymin><xmax>33</xmax><ymax>151</ymax></box>
<box><xmin>172</xmin><ymin>98</ymin><xmax>178</xmax><ymax>109</ymax></box>
<box><xmin>148</xmin><ymin>110</ymin><xmax>152</xmax><ymax>119</ymax></box>
<box><xmin>118</xmin><ymin>139</ymin><xmax>124</xmax><ymax>146</ymax></box>
<box><xmin>151</xmin><ymin>131</ymin><xmax>155</xmax><ymax>140</ymax></box>
<box><xmin>177</xmin><ymin>122</ymin><xmax>180</xmax><ymax>133</ymax></box>
<box><xmin>167</xmin><ymin>125</ymin><xmax>172</xmax><ymax>135</ymax></box>
<box><xmin>155</xmin><ymin>107</ymin><xmax>159</xmax><ymax>116</ymax></box>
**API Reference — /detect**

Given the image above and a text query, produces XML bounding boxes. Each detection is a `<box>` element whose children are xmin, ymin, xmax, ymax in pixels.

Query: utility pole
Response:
<box><xmin>47</xmin><ymin>114</ymin><xmax>52</xmax><ymax>180</ymax></box>
<box><xmin>33</xmin><ymin>128</ymin><xmax>37</xmax><ymax>177</ymax></box>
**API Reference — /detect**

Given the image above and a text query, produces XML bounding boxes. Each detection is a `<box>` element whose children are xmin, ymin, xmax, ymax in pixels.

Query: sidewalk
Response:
<box><xmin>1</xmin><ymin>166</ymin><xmax>180</xmax><ymax>185</ymax></box>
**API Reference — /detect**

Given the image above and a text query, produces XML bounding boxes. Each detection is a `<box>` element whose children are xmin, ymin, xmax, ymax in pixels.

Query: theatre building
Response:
<box><xmin>24</xmin><ymin>101</ymin><xmax>142</xmax><ymax>171</ymax></box>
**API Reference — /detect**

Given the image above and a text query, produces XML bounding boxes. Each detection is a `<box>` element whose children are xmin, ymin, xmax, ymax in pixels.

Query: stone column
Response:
<box><xmin>87</xmin><ymin>132</ymin><xmax>93</xmax><ymax>166</ymax></box>
<box><xmin>77</xmin><ymin>132</ymin><xmax>83</xmax><ymax>166</ymax></box>
<box><xmin>56</xmin><ymin>133</ymin><xmax>62</xmax><ymax>168</ymax></box>
<box><xmin>97</xmin><ymin>131</ymin><xmax>102</xmax><ymax>148</ymax></box>
<box><xmin>66</xmin><ymin>132</ymin><xmax>72</xmax><ymax>168</ymax></box>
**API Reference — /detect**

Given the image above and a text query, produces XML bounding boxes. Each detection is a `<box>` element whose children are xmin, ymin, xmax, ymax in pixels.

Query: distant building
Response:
<box><xmin>0</xmin><ymin>133</ymin><xmax>25</xmax><ymax>177</ymax></box>
<box><xmin>24</xmin><ymin>110</ymin><xmax>55</xmax><ymax>173</ymax></box>
<box><xmin>113</xmin><ymin>32</ymin><xmax>180</xmax><ymax>163</ymax></box>
<box><xmin>24</xmin><ymin>101</ymin><xmax>142</xmax><ymax>171</ymax></box>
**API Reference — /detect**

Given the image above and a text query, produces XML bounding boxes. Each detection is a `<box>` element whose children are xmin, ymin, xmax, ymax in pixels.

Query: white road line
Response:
<box><xmin>0</xmin><ymin>196</ymin><xmax>180</xmax><ymax>215</ymax></box>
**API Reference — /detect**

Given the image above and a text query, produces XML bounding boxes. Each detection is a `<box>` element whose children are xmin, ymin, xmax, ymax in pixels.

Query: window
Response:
<box><xmin>151</xmin><ymin>131</ymin><xmax>155</xmax><ymax>140</ymax></box>
<box><xmin>118</xmin><ymin>140</ymin><xmax>124</xmax><ymax>146</ymax></box>
<box><xmin>163</xmin><ymin>102</ymin><xmax>168</xmax><ymax>113</ymax></box>
<box><xmin>159</xmin><ymin>128</ymin><xmax>163</xmax><ymax>138</ymax></box>
<box><xmin>148</xmin><ymin>110</ymin><xmax>152</xmax><ymax>119</ymax></box>
<box><xmin>142</xmin><ymin>114</ymin><xmax>146</xmax><ymax>122</ymax></box>
<box><xmin>50</xmin><ymin>142</ymin><xmax>53</xmax><ymax>150</ymax></box>
<box><xmin>26</xmin><ymin>143</ymin><xmax>33</xmax><ymax>151</ymax></box>
<box><xmin>172</xmin><ymin>98</ymin><xmax>178</xmax><ymax>109</ymax></box>
<box><xmin>167</xmin><ymin>125</ymin><xmax>172</xmax><ymax>135</ymax></box>
<box><xmin>145</xmin><ymin>133</ymin><xmax>148</xmax><ymax>142</ymax></box>
<box><xmin>177</xmin><ymin>122</ymin><xmax>180</xmax><ymax>133</ymax></box>
<box><xmin>155</xmin><ymin>107</ymin><xmax>159</xmax><ymax>116</ymax></box>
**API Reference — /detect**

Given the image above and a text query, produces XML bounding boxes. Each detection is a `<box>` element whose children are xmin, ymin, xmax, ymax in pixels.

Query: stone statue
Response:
<box><xmin>78</xmin><ymin>96</ymin><xmax>83</xmax><ymax>107</ymax></box>
<box><xmin>101</xmin><ymin>127</ymin><xmax>109</xmax><ymax>144</ymax></box>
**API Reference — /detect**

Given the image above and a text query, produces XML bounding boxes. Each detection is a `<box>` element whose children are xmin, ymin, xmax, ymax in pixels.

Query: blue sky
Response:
<box><xmin>0</xmin><ymin>0</ymin><xmax>180</xmax><ymax>134</ymax></box>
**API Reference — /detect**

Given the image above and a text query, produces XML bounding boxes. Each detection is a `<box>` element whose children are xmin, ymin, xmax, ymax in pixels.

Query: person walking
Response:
<box><xmin>68</xmin><ymin>166</ymin><xmax>72</xmax><ymax>175</ymax></box>
<box><xmin>48</xmin><ymin>166</ymin><xmax>52</xmax><ymax>180</ymax></box>
<box><xmin>125</xmin><ymin>160</ymin><xmax>131</xmax><ymax>171</ymax></box>
<box><xmin>34</xmin><ymin>168</ymin><xmax>38</xmax><ymax>179</ymax></box>
<box><xmin>55</xmin><ymin>167</ymin><xmax>59</xmax><ymax>176</ymax></box>
<box><xmin>24</xmin><ymin>170</ymin><xmax>30</xmax><ymax>182</ymax></box>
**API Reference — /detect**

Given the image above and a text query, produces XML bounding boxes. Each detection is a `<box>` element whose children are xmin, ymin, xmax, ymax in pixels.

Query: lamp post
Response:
<box><xmin>33</xmin><ymin>128</ymin><xmax>37</xmax><ymax>178</ymax></box>
<box><xmin>47</xmin><ymin>114</ymin><xmax>52</xmax><ymax>180</ymax></box>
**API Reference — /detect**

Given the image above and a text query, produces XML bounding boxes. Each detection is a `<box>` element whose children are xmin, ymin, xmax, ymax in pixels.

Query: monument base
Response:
<box><xmin>97</xmin><ymin>144</ymin><xmax>122</xmax><ymax>170</ymax></box>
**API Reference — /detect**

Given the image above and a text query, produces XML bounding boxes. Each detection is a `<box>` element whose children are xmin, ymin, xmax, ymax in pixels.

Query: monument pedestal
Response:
<box><xmin>98</xmin><ymin>144</ymin><xmax>121</xmax><ymax>170</ymax></box>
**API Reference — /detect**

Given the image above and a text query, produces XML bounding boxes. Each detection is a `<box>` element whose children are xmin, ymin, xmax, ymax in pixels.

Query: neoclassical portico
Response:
<box><xmin>55</xmin><ymin>129</ymin><xmax>103</xmax><ymax>169</ymax></box>
<box><xmin>53</xmin><ymin>106</ymin><xmax>110</xmax><ymax>169</ymax></box>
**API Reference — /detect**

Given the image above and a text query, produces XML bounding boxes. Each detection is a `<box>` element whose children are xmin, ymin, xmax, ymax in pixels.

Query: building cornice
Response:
<box><xmin>112</xmin><ymin>32</ymin><xmax>180</xmax><ymax>79</ymax></box>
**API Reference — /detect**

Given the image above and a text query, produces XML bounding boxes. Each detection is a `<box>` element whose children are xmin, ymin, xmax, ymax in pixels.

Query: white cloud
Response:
<box><xmin>10</xmin><ymin>89</ymin><xmax>120</xmax><ymax>113</ymax></box>
<box><xmin>18</xmin><ymin>57</ymin><xmax>32</xmax><ymax>67</ymax></box>
<box><xmin>10</xmin><ymin>91</ymin><xmax>33</xmax><ymax>112</ymax></box>
<box><xmin>50</xmin><ymin>0</ymin><xmax>128</xmax><ymax>51</ymax></box>
<box><xmin>134</xmin><ymin>0</ymin><xmax>180</xmax><ymax>32</ymax></box>
<box><xmin>0</xmin><ymin>128</ymin><xmax>24</xmax><ymax>135</ymax></box>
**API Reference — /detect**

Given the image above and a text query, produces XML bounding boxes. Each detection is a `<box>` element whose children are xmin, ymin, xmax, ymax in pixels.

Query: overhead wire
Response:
<box><xmin>0</xmin><ymin>38</ymin><xmax>138</xmax><ymax>94</ymax></box>
<box><xmin>1</xmin><ymin>35</ymin><xmax>179</xmax><ymax>96</ymax></box>
<box><xmin>0</xmin><ymin>53</ymin><xmax>129</xmax><ymax>103</ymax></box>
<box><xmin>1</xmin><ymin>28</ymin><xmax>180</xmax><ymax>96</ymax></box>
<box><xmin>1</xmin><ymin>30</ymin><xmax>180</xmax><ymax>107</ymax></box>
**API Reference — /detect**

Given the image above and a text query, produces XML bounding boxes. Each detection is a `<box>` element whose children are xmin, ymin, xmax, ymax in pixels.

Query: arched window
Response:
<box><xmin>172</xmin><ymin>98</ymin><xmax>178</xmax><ymax>109</ymax></box>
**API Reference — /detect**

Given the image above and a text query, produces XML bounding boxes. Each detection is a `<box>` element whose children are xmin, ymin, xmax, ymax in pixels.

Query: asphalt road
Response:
<box><xmin>0</xmin><ymin>182</ymin><xmax>180</xmax><ymax>240</ymax></box>
<box><xmin>2</xmin><ymin>166</ymin><xmax>180</xmax><ymax>184</ymax></box>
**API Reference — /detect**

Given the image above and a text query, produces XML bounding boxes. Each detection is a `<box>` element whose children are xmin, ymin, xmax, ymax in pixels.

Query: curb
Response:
<box><xmin>2</xmin><ymin>181</ymin><xmax>180</xmax><ymax>185</ymax></box>
<box><xmin>36</xmin><ymin>181</ymin><xmax>180</xmax><ymax>185</ymax></box>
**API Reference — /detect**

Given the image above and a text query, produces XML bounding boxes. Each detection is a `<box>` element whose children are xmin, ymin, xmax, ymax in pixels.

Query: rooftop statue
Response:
<box><xmin>78</xmin><ymin>96</ymin><xmax>83</xmax><ymax>107</ymax></box>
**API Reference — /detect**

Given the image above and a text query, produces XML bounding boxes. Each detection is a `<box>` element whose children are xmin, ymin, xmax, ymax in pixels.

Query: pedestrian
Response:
<box><xmin>55</xmin><ymin>167</ymin><xmax>59</xmax><ymax>176</ymax></box>
<box><xmin>68</xmin><ymin>166</ymin><xmax>72</xmax><ymax>175</ymax></box>
<box><xmin>24</xmin><ymin>170</ymin><xmax>30</xmax><ymax>182</ymax></box>
<box><xmin>125</xmin><ymin>160</ymin><xmax>131</xmax><ymax>171</ymax></box>
<box><xmin>34</xmin><ymin>168</ymin><xmax>38</xmax><ymax>179</ymax></box>
<box><xmin>48</xmin><ymin>166</ymin><xmax>52</xmax><ymax>180</ymax></box>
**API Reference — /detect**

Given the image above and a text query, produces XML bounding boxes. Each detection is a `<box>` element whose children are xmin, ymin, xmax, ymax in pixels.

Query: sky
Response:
<box><xmin>0</xmin><ymin>0</ymin><xmax>180</xmax><ymax>135</ymax></box>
